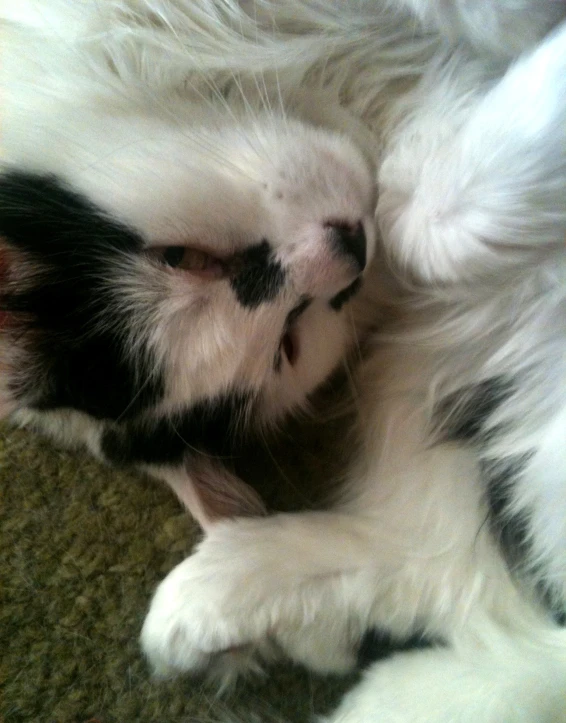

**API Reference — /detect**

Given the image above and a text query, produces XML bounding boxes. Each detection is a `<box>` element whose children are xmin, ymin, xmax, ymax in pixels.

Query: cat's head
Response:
<box><xmin>0</xmin><ymin>111</ymin><xmax>376</xmax><ymax>436</ymax></box>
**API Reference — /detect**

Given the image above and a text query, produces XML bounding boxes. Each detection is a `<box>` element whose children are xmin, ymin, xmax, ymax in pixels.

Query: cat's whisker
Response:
<box><xmin>169</xmin><ymin>421</ymin><xmax>232</xmax><ymax>462</ymax></box>
<box><xmin>111</xmin><ymin>372</ymin><xmax>162</xmax><ymax>425</ymax></box>
<box><xmin>273</xmin><ymin>67</ymin><xmax>289</xmax><ymax>131</ymax></box>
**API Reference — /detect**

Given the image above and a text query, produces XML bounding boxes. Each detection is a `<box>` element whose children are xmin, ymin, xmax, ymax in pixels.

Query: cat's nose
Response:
<box><xmin>327</xmin><ymin>221</ymin><xmax>367</xmax><ymax>272</ymax></box>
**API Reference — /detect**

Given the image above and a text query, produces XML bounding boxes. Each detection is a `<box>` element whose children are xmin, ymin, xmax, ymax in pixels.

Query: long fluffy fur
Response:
<box><xmin>3</xmin><ymin>1</ymin><xmax>566</xmax><ymax>721</ymax></box>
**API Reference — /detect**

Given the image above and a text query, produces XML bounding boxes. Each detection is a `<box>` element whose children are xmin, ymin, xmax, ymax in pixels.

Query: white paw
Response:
<box><xmin>140</xmin><ymin>549</ymin><xmax>275</xmax><ymax>680</ymax></box>
<box><xmin>140</xmin><ymin>518</ymin><xmax>361</xmax><ymax>680</ymax></box>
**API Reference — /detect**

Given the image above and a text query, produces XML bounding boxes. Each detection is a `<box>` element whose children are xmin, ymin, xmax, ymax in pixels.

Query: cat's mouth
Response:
<box><xmin>278</xmin><ymin>298</ymin><xmax>311</xmax><ymax>369</ymax></box>
<box><xmin>280</xmin><ymin>326</ymin><xmax>299</xmax><ymax>367</ymax></box>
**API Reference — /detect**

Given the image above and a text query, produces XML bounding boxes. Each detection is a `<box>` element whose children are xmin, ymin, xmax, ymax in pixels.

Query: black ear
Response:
<box><xmin>0</xmin><ymin>170</ymin><xmax>164</xmax><ymax>420</ymax></box>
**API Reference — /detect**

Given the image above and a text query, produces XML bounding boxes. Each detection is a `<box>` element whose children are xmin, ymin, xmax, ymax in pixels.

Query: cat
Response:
<box><xmin>0</xmin><ymin>0</ymin><xmax>379</xmax><ymax>527</ymax></box>
<box><xmin>2</xmin><ymin>1</ymin><xmax>566</xmax><ymax>722</ymax></box>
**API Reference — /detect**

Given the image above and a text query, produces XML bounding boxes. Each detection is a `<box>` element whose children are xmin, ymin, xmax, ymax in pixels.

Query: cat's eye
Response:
<box><xmin>151</xmin><ymin>246</ymin><xmax>225</xmax><ymax>279</ymax></box>
<box><xmin>162</xmin><ymin>246</ymin><xmax>185</xmax><ymax>268</ymax></box>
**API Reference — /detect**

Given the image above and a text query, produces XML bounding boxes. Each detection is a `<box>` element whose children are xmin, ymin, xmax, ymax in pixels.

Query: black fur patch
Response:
<box><xmin>230</xmin><ymin>240</ymin><xmax>286</xmax><ymax>308</ymax></box>
<box><xmin>330</xmin><ymin>277</ymin><xmax>362</xmax><ymax>311</ymax></box>
<box><xmin>101</xmin><ymin>392</ymin><xmax>254</xmax><ymax>465</ymax></box>
<box><xmin>357</xmin><ymin>628</ymin><xmax>437</xmax><ymax>669</ymax></box>
<box><xmin>0</xmin><ymin>171</ymin><xmax>164</xmax><ymax>419</ymax></box>
<box><xmin>436</xmin><ymin>380</ymin><xmax>534</xmax><ymax>567</ymax></box>
<box><xmin>435</xmin><ymin>378</ymin><xmax>511</xmax><ymax>443</ymax></box>
<box><xmin>434</xmin><ymin>381</ymin><xmax>565</xmax><ymax>616</ymax></box>
<box><xmin>483</xmin><ymin>455</ymin><xmax>566</xmax><ymax>624</ymax></box>
<box><xmin>483</xmin><ymin>455</ymin><xmax>533</xmax><ymax>567</ymax></box>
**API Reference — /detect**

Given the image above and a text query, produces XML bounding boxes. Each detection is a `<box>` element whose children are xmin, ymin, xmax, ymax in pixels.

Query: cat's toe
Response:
<box><xmin>140</xmin><ymin>595</ymin><xmax>212</xmax><ymax>677</ymax></box>
<box><xmin>141</xmin><ymin>598</ymin><xmax>275</xmax><ymax>686</ymax></box>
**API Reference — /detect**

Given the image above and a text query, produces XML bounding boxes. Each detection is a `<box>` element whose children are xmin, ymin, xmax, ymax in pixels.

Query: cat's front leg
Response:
<box><xmin>140</xmin><ymin>511</ymin><xmax>379</xmax><ymax>677</ymax></box>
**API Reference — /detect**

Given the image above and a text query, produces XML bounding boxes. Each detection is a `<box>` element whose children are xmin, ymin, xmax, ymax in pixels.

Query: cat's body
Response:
<box><xmin>2</xmin><ymin>1</ymin><xmax>566</xmax><ymax>721</ymax></box>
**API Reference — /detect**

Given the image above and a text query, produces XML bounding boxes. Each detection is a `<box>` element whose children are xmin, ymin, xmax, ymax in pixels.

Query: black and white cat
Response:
<box><xmin>2</xmin><ymin>2</ymin><xmax>566</xmax><ymax>722</ymax></box>
<box><xmin>0</xmin><ymin>0</ymin><xmax>380</xmax><ymax>525</ymax></box>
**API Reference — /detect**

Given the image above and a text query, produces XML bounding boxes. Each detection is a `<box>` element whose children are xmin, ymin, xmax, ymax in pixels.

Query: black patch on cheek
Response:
<box><xmin>101</xmin><ymin>392</ymin><xmax>255</xmax><ymax>465</ymax></box>
<box><xmin>0</xmin><ymin>170</ymin><xmax>164</xmax><ymax>419</ymax></box>
<box><xmin>329</xmin><ymin>277</ymin><xmax>362</xmax><ymax>311</ymax></box>
<box><xmin>230</xmin><ymin>240</ymin><xmax>286</xmax><ymax>308</ymax></box>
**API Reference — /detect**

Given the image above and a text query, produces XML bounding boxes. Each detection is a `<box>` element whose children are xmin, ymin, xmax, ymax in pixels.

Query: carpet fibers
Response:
<box><xmin>1</xmin><ymin>410</ymin><xmax>360</xmax><ymax>723</ymax></box>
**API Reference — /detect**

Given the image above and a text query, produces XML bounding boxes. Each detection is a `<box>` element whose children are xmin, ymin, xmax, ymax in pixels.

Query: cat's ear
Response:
<box><xmin>160</xmin><ymin>457</ymin><xmax>268</xmax><ymax>531</ymax></box>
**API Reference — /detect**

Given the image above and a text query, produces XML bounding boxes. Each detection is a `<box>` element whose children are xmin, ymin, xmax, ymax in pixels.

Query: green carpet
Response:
<box><xmin>1</xmin><ymin>401</ymin><xmax>359</xmax><ymax>723</ymax></box>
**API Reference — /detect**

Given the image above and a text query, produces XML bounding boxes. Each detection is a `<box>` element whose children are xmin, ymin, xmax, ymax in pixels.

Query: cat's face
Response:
<box><xmin>0</xmin><ymin>109</ymin><xmax>376</xmax><ymax>433</ymax></box>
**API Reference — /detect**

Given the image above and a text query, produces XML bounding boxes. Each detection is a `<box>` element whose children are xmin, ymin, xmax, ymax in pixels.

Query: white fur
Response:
<box><xmin>4</xmin><ymin>1</ymin><xmax>566</xmax><ymax>721</ymax></box>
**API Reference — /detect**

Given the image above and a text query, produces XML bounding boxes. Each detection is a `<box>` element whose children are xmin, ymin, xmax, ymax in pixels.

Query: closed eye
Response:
<box><xmin>149</xmin><ymin>245</ymin><xmax>225</xmax><ymax>279</ymax></box>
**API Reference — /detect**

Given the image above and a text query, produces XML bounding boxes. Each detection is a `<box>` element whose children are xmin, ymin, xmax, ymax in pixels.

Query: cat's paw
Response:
<box><xmin>141</xmin><ymin>516</ymin><xmax>362</xmax><ymax>680</ymax></box>
<box><xmin>140</xmin><ymin>548</ymin><xmax>276</xmax><ymax>681</ymax></box>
